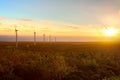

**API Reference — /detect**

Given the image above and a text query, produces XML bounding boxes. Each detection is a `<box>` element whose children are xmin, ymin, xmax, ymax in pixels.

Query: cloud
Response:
<box><xmin>0</xmin><ymin>22</ymin><xmax>2</xmax><ymax>25</ymax></box>
<box><xmin>66</xmin><ymin>26</ymin><xmax>79</xmax><ymax>29</ymax></box>
<box><xmin>20</xmin><ymin>19</ymin><xmax>32</xmax><ymax>22</ymax></box>
<box><xmin>0</xmin><ymin>17</ymin><xmax>5</xmax><ymax>20</ymax></box>
<box><xmin>1</xmin><ymin>17</ymin><xmax>119</xmax><ymax>37</ymax></box>
<box><xmin>0</xmin><ymin>27</ymin><xmax>11</xmax><ymax>31</ymax></box>
<box><xmin>0</xmin><ymin>17</ymin><xmax>96</xmax><ymax>36</ymax></box>
<box><xmin>100</xmin><ymin>13</ymin><xmax>120</xmax><ymax>27</ymax></box>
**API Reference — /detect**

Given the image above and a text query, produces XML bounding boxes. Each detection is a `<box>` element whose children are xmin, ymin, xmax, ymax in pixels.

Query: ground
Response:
<box><xmin>0</xmin><ymin>42</ymin><xmax>120</xmax><ymax>80</ymax></box>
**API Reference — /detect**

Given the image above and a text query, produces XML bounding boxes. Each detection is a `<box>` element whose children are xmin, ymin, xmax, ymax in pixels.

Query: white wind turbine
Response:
<box><xmin>55</xmin><ymin>36</ymin><xmax>56</xmax><ymax>42</ymax></box>
<box><xmin>15</xmin><ymin>25</ymin><xmax>18</xmax><ymax>48</ymax></box>
<box><xmin>43</xmin><ymin>34</ymin><xmax>46</xmax><ymax>42</ymax></box>
<box><xmin>49</xmin><ymin>35</ymin><xmax>51</xmax><ymax>42</ymax></box>
<box><xmin>33</xmin><ymin>26</ymin><xmax>36</xmax><ymax>45</ymax></box>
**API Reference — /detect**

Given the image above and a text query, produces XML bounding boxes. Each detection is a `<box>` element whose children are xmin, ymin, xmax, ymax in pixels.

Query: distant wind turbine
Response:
<box><xmin>34</xmin><ymin>31</ymin><xmax>36</xmax><ymax>45</ymax></box>
<box><xmin>43</xmin><ymin>34</ymin><xmax>46</xmax><ymax>42</ymax></box>
<box><xmin>103</xmin><ymin>24</ymin><xmax>108</xmax><ymax>29</ymax></box>
<box><xmin>15</xmin><ymin>25</ymin><xmax>18</xmax><ymax>48</ymax></box>
<box><xmin>49</xmin><ymin>35</ymin><xmax>51</xmax><ymax>42</ymax></box>
<box><xmin>33</xmin><ymin>26</ymin><xmax>36</xmax><ymax>45</ymax></box>
<box><xmin>55</xmin><ymin>36</ymin><xmax>56</xmax><ymax>42</ymax></box>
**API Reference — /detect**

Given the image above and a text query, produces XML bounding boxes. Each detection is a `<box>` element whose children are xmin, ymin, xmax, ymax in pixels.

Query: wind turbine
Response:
<box><xmin>33</xmin><ymin>26</ymin><xmax>36</xmax><ymax>45</ymax></box>
<box><xmin>102</xmin><ymin>24</ymin><xmax>108</xmax><ymax>29</ymax></box>
<box><xmin>34</xmin><ymin>31</ymin><xmax>36</xmax><ymax>45</ymax></box>
<box><xmin>49</xmin><ymin>35</ymin><xmax>51</xmax><ymax>42</ymax></box>
<box><xmin>55</xmin><ymin>36</ymin><xmax>56</xmax><ymax>42</ymax></box>
<box><xmin>43</xmin><ymin>34</ymin><xmax>46</xmax><ymax>42</ymax></box>
<box><xmin>15</xmin><ymin>25</ymin><xmax>18</xmax><ymax>48</ymax></box>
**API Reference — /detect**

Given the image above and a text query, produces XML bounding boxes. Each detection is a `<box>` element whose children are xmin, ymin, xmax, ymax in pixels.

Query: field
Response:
<box><xmin>0</xmin><ymin>42</ymin><xmax>120</xmax><ymax>80</ymax></box>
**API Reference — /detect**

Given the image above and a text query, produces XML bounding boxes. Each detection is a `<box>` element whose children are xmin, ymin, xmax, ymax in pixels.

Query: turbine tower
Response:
<box><xmin>43</xmin><ymin>34</ymin><xmax>46</xmax><ymax>42</ymax></box>
<box><xmin>103</xmin><ymin>24</ymin><xmax>108</xmax><ymax>29</ymax></box>
<box><xmin>34</xmin><ymin>31</ymin><xmax>36</xmax><ymax>45</ymax></box>
<box><xmin>55</xmin><ymin>36</ymin><xmax>56</xmax><ymax>42</ymax></box>
<box><xmin>49</xmin><ymin>35</ymin><xmax>51</xmax><ymax>42</ymax></box>
<box><xmin>34</xmin><ymin>26</ymin><xmax>36</xmax><ymax>45</ymax></box>
<box><xmin>15</xmin><ymin>25</ymin><xmax>18</xmax><ymax>48</ymax></box>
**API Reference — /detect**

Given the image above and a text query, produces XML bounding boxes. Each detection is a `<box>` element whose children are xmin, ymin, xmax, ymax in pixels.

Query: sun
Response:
<box><xmin>103</xmin><ymin>27</ymin><xmax>118</xmax><ymax>37</ymax></box>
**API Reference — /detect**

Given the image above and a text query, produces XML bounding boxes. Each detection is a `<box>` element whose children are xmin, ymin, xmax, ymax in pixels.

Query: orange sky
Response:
<box><xmin>0</xmin><ymin>17</ymin><xmax>120</xmax><ymax>41</ymax></box>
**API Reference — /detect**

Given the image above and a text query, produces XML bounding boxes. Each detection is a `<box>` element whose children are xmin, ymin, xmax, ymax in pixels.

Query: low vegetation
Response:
<box><xmin>0</xmin><ymin>42</ymin><xmax>120</xmax><ymax>80</ymax></box>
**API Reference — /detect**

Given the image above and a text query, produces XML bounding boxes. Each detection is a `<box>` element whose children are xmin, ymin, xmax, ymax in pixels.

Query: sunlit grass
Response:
<box><xmin>0</xmin><ymin>42</ymin><xmax>120</xmax><ymax>80</ymax></box>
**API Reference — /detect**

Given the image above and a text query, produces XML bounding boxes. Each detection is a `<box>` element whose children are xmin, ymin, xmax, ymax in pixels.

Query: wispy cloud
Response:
<box><xmin>0</xmin><ymin>17</ymin><xmax>119</xmax><ymax>37</ymax></box>
<box><xmin>0</xmin><ymin>22</ymin><xmax>2</xmax><ymax>25</ymax></box>
<box><xmin>0</xmin><ymin>17</ymin><xmax>5</xmax><ymax>20</ymax></box>
<box><xmin>0</xmin><ymin>17</ymin><xmax>98</xmax><ymax>36</ymax></box>
<box><xmin>20</xmin><ymin>19</ymin><xmax>32</xmax><ymax>22</ymax></box>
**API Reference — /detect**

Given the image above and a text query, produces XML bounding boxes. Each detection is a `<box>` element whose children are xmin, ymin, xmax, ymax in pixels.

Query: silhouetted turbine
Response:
<box><xmin>15</xmin><ymin>25</ymin><xmax>18</xmax><ymax>48</ymax></box>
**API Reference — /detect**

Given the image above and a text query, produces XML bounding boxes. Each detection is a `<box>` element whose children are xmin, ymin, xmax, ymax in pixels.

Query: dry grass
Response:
<box><xmin>0</xmin><ymin>42</ymin><xmax>120</xmax><ymax>80</ymax></box>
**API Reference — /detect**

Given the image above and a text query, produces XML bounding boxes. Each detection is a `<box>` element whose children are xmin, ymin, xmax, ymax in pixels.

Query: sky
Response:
<box><xmin>0</xmin><ymin>0</ymin><xmax>120</xmax><ymax>41</ymax></box>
